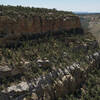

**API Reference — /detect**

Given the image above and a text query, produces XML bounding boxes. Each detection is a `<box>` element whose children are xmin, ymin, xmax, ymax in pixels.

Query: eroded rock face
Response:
<box><xmin>0</xmin><ymin>15</ymin><xmax>82</xmax><ymax>46</ymax></box>
<box><xmin>0</xmin><ymin>16</ymin><xmax>81</xmax><ymax>35</ymax></box>
<box><xmin>1</xmin><ymin>52</ymin><xmax>100</xmax><ymax>100</ymax></box>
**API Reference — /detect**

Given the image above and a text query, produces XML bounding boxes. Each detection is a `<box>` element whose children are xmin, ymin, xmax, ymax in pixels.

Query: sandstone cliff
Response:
<box><xmin>0</xmin><ymin>16</ymin><xmax>81</xmax><ymax>36</ymax></box>
<box><xmin>0</xmin><ymin>6</ymin><xmax>82</xmax><ymax>46</ymax></box>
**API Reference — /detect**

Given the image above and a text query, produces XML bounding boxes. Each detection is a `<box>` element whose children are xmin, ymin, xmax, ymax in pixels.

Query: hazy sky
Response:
<box><xmin>0</xmin><ymin>0</ymin><xmax>100</xmax><ymax>12</ymax></box>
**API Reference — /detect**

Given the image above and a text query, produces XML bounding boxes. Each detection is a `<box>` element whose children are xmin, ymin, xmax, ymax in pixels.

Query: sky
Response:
<box><xmin>0</xmin><ymin>0</ymin><xmax>100</xmax><ymax>12</ymax></box>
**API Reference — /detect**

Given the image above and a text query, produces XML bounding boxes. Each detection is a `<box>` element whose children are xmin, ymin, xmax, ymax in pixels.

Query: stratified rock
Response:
<box><xmin>0</xmin><ymin>13</ymin><xmax>82</xmax><ymax>46</ymax></box>
<box><xmin>0</xmin><ymin>65</ymin><xmax>20</xmax><ymax>78</ymax></box>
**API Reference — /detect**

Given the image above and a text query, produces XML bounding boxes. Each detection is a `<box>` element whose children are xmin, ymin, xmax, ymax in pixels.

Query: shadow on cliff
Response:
<box><xmin>1</xmin><ymin>28</ymin><xmax>83</xmax><ymax>48</ymax></box>
<box><xmin>0</xmin><ymin>93</ymin><xmax>10</xmax><ymax>100</ymax></box>
<box><xmin>0</xmin><ymin>92</ymin><xmax>27</xmax><ymax>100</ymax></box>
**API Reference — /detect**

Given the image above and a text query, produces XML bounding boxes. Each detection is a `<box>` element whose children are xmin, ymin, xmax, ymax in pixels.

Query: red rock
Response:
<box><xmin>0</xmin><ymin>15</ymin><xmax>82</xmax><ymax>46</ymax></box>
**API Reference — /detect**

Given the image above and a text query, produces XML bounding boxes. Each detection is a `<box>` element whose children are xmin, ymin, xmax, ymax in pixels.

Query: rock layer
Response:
<box><xmin>0</xmin><ymin>15</ymin><xmax>82</xmax><ymax>46</ymax></box>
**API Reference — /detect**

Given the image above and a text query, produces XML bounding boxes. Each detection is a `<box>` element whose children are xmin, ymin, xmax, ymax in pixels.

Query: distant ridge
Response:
<box><xmin>74</xmin><ymin>12</ymin><xmax>100</xmax><ymax>15</ymax></box>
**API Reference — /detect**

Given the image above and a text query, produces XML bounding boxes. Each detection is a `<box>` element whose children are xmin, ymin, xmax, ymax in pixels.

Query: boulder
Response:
<box><xmin>0</xmin><ymin>65</ymin><xmax>20</xmax><ymax>78</ymax></box>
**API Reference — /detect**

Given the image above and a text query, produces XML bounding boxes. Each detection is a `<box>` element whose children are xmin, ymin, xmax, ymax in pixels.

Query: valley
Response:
<box><xmin>0</xmin><ymin>6</ymin><xmax>100</xmax><ymax>100</ymax></box>
<box><xmin>79</xmin><ymin>13</ymin><xmax>100</xmax><ymax>44</ymax></box>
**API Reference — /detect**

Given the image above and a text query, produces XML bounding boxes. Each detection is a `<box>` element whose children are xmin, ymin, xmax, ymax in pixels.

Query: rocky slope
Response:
<box><xmin>0</xmin><ymin>31</ymin><xmax>100</xmax><ymax>100</ymax></box>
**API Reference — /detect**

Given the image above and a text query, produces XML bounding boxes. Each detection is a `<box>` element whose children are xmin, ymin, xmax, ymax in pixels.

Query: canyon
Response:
<box><xmin>0</xmin><ymin>6</ymin><xmax>100</xmax><ymax>100</ymax></box>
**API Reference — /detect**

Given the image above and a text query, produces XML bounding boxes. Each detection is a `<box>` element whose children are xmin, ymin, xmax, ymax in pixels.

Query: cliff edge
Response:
<box><xmin>0</xmin><ymin>5</ymin><xmax>83</xmax><ymax>46</ymax></box>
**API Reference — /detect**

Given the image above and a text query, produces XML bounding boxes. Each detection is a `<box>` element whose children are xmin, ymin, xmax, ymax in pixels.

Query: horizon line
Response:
<box><xmin>0</xmin><ymin>4</ymin><xmax>100</xmax><ymax>13</ymax></box>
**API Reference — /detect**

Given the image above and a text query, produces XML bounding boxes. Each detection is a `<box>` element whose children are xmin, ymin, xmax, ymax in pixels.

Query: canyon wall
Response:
<box><xmin>0</xmin><ymin>15</ymin><xmax>82</xmax><ymax>46</ymax></box>
<box><xmin>0</xmin><ymin>16</ymin><xmax>81</xmax><ymax>35</ymax></box>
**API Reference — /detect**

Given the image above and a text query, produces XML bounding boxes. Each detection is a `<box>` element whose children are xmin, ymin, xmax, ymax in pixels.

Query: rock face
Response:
<box><xmin>0</xmin><ymin>15</ymin><xmax>82</xmax><ymax>46</ymax></box>
<box><xmin>0</xmin><ymin>16</ymin><xmax>81</xmax><ymax>35</ymax></box>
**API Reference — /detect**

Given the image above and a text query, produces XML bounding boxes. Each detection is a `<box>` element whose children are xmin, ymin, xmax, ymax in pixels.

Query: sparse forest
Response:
<box><xmin>0</xmin><ymin>5</ymin><xmax>74</xmax><ymax>18</ymax></box>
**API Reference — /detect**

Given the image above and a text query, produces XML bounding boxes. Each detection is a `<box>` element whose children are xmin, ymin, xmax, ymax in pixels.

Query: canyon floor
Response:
<box><xmin>0</xmin><ymin>31</ymin><xmax>100</xmax><ymax>100</ymax></box>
